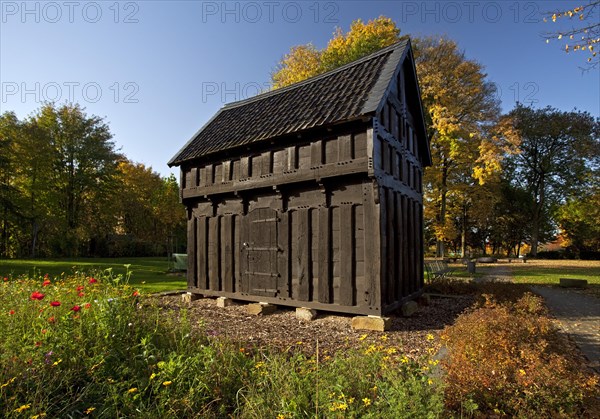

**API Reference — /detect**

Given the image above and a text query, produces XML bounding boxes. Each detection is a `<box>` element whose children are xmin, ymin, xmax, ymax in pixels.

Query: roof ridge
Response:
<box><xmin>222</xmin><ymin>39</ymin><xmax>409</xmax><ymax>110</ymax></box>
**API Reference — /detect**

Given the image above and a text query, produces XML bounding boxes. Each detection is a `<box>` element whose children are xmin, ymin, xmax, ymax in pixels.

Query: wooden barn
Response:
<box><xmin>168</xmin><ymin>40</ymin><xmax>431</xmax><ymax>316</ymax></box>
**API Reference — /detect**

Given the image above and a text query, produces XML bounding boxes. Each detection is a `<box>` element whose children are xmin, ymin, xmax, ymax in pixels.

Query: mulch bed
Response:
<box><xmin>155</xmin><ymin>293</ymin><xmax>474</xmax><ymax>357</ymax></box>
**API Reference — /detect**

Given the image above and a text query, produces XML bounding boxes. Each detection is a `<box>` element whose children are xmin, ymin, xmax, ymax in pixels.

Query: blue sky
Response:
<box><xmin>1</xmin><ymin>1</ymin><xmax>599</xmax><ymax>177</ymax></box>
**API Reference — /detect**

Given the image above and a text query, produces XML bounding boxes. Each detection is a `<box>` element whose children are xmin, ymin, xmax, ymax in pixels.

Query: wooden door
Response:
<box><xmin>241</xmin><ymin>208</ymin><xmax>280</xmax><ymax>297</ymax></box>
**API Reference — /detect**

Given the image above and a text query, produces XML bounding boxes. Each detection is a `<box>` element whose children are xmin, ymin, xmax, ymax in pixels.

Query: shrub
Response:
<box><xmin>0</xmin><ymin>271</ymin><xmax>443</xmax><ymax>418</ymax></box>
<box><xmin>441</xmin><ymin>292</ymin><xmax>599</xmax><ymax>417</ymax></box>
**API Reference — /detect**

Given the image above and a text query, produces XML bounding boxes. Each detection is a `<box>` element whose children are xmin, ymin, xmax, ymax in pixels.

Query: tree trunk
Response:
<box><xmin>30</xmin><ymin>220</ymin><xmax>38</xmax><ymax>258</ymax></box>
<box><xmin>530</xmin><ymin>177</ymin><xmax>545</xmax><ymax>257</ymax></box>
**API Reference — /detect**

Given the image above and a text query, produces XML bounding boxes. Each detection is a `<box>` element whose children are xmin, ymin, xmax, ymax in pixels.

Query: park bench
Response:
<box><xmin>425</xmin><ymin>260</ymin><xmax>455</xmax><ymax>282</ymax></box>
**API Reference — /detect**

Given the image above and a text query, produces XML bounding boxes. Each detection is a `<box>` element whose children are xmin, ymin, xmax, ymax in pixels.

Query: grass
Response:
<box><xmin>0</xmin><ymin>257</ymin><xmax>186</xmax><ymax>293</ymax></box>
<box><xmin>505</xmin><ymin>259</ymin><xmax>600</xmax><ymax>285</ymax></box>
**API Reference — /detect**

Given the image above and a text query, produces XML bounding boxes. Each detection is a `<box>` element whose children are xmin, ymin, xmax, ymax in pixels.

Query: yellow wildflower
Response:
<box><xmin>14</xmin><ymin>404</ymin><xmax>31</xmax><ymax>412</ymax></box>
<box><xmin>84</xmin><ymin>407</ymin><xmax>96</xmax><ymax>414</ymax></box>
<box><xmin>401</xmin><ymin>356</ymin><xmax>409</xmax><ymax>364</ymax></box>
<box><xmin>519</xmin><ymin>369</ymin><xmax>526</xmax><ymax>376</ymax></box>
<box><xmin>358</xmin><ymin>334</ymin><xmax>367</xmax><ymax>341</ymax></box>
<box><xmin>380</xmin><ymin>334</ymin><xmax>388</xmax><ymax>341</ymax></box>
<box><xmin>162</xmin><ymin>381</ymin><xmax>172</xmax><ymax>386</ymax></box>
<box><xmin>150</xmin><ymin>373</ymin><xmax>157</xmax><ymax>380</ymax></box>
<box><xmin>276</xmin><ymin>414</ymin><xmax>286</xmax><ymax>419</ymax></box>
<box><xmin>426</xmin><ymin>333</ymin><xmax>435</xmax><ymax>341</ymax></box>
<box><xmin>127</xmin><ymin>387</ymin><xmax>138</xmax><ymax>394</ymax></box>
<box><xmin>362</xmin><ymin>397</ymin><xmax>371</xmax><ymax>406</ymax></box>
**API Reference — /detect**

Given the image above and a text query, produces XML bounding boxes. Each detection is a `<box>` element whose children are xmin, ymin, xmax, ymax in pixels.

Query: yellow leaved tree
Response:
<box><xmin>271</xmin><ymin>19</ymin><xmax>517</xmax><ymax>257</ymax></box>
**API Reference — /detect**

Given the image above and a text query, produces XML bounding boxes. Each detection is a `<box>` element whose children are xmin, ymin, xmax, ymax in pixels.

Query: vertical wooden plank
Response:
<box><xmin>233</xmin><ymin>214</ymin><xmax>240</xmax><ymax>293</ymax></box>
<box><xmin>407</xmin><ymin>200</ymin><xmax>415</xmax><ymax>294</ymax></box>
<box><xmin>187</xmin><ymin>216</ymin><xmax>197</xmax><ymax>288</ymax></box>
<box><xmin>197</xmin><ymin>217</ymin><xmax>208</xmax><ymax>290</ymax></box>
<box><xmin>318</xmin><ymin>206</ymin><xmax>331</xmax><ymax>303</ymax></box>
<box><xmin>209</xmin><ymin>216</ymin><xmax>220</xmax><ymax>291</ymax></box>
<box><xmin>367</xmin><ymin>128</ymin><xmax>375</xmax><ymax>175</ymax></box>
<box><xmin>223</xmin><ymin>215</ymin><xmax>234</xmax><ymax>292</ymax></box>
<box><xmin>362</xmin><ymin>182</ymin><xmax>381</xmax><ymax>310</ymax></box>
<box><xmin>287</xmin><ymin>145</ymin><xmax>296</xmax><ymax>170</ymax></box>
<box><xmin>395</xmin><ymin>193</ymin><xmax>403</xmax><ymax>301</ymax></box>
<box><xmin>311</xmin><ymin>140</ymin><xmax>323</xmax><ymax>167</ymax></box>
<box><xmin>278</xmin><ymin>211</ymin><xmax>290</xmax><ymax>297</ymax></box>
<box><xmin>338</xmin><ymin>134</ymin><xmax>353</xmax><ymax>161</ymax></box>
<box><xmin>261</xmin><ymin>151</ymin><xmax>272</xmax><ymax>176</ymax></box>
<box><xmin>339</xmin><ymin>204</ymin><xmax>355</xmax><ymax>306</ymax></box>
<box><xmin>239</xmin><ymin>212</ymin><xmax>248</xmax><ymax>293</ymax></box>
<box><xmin>402</xmin><ymin>196</ymin><xmax>409</xmax><ymax>297</ymax></box>
<box><xmin>387</xmin><ymin>189</ymin><xmax>396</xmax><ymax>304</ymax></box>
<box><xmin>240</xmin><ymin>156</ymin><xmax>249</xmax><ymax>179</ymax></box>
<box><xmin>204</xmin><ymin>164</ymin><xmax>213</xmax><ymax>186</ymax></box>
<box><xmin>379</xmin><ymin>189</ymin><xmax>388</xmax><ymax>305</ymax></box>
<box><xmin>296</xmin><ymin>208</ymin><xmax>311</xmax><ymax>301</ymax></box>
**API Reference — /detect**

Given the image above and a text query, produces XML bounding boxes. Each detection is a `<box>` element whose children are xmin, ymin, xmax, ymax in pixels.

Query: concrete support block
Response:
<box><xmin>247</xmin><ymin>302</ymin><xmax>277</xmax><ymax>315</ymax></box>
<box><xmin>181</xmin><ymin>292</ymin><xmax>202</xmax><ymax>303</ymax></box>
<box><xmin>296</xmin><ymin>307</ymin><xmax>318</xmax><ymax>321</ymax></box>
<box><xmin>216</xmin><ymin>297</ymin><xmax>234</xmax><ymax>308</ymax></box>
<box><xmin>401</xmin><ymin>301</ymin><xmax>419</xmax><ymax>317</ymax></box>
<box><xmin>351</xmin><ymin>315</ymin><xmax>391</xmax><ymax>331</ymax></box>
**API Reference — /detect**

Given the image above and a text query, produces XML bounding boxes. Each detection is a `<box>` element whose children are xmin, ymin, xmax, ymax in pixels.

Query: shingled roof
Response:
<box><xmin>169</xmin><ymin>39</ymin><xmax>416</xmax><ymax>167</ymax></box>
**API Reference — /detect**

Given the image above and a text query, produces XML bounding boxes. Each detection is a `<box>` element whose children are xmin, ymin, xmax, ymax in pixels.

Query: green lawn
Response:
<box><xmin>505</xmin><ymin>259</ymin><xmax>600</xmax><ymax>285</ymax></box>
<box><xmin>0</xmin><ymin>257</ymin><xmax>186</xmax><ymax>293</ymax></box>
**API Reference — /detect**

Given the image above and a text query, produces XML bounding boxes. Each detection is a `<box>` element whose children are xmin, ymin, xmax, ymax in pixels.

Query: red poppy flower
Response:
<box><xmin>50</xmin><ymin>301</ymin><xmax>61</xmax><ymax>307</ymax></box>
<box><xmin>88</xmin><ymin>278</ymin><xmax>97</xmax><ymax>284</ymax></box>
<box><xmin>42</xmin><ymin>280</ymin><xmax>51</xmax><ymax>286</ymax></box>
<box><xmin>3</xmin><ymin>277</ymin><xmax>8</xmax><ymax>282</ymax></box>
<box><xmin>9</xmin><ymin>310</ymin><xmax>15</xmax><ymax>315</ymax></box>
<box><xmin>76</xmin><ymin>285</ymin><xmax>84</xmax><ymax>291</ymax></box>
<box><xmin>35</xmin><ymin>342</ymin><xmax>42</xmax><ymax>347</ymax></box>
<box><xmin>71</xmin><ymin>305</ymin><xmax>81</xmax><ymax>312</ymax></box>
<box><xmin>78</xmin><ymin>292</ymin><xmax>85</xmax><ymax>297</ymax></box>
<box><xmin>30</xmin><ymin>291</ymin><xmax>45</xmax><ymax>300</ymax></box>
<box><xmin>132</xmin><ymin>290</ymin><xmax>140</xmax><ymax>297</ymax></box>
<box><xmin>84</xmin><ymin>303</ymin><xmax>91</xmax><ymax>309</ymax></box>
<box><xmin>48</xmin><ymin>317</ymin><xmax>55</xmax><ymax>323</ymax></box>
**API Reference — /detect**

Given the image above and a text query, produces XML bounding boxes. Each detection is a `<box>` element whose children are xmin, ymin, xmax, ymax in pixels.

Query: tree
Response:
<box><xmin>32</xmin><ymin>103</ymin><xmax>122</xmax><ymax>256</ymax></box>
<box><xmin>271</xmin><ymin>17</ymin><xmax>401</xmax><ymax>88</ymax></box>
<box><xmin>415</xmin><ymin>37</ymin><xmax>512</xmax><ymax>257</ymax></box>
<box><xmin>505</xmin><ymin>104</ymin><xmax>600</xmax><ymax>256</ymax></box>
<box><xmin>543</xmin><ymin>0</ymin><xmax>600</xmax><ymax>68</ymax></box>
<box><xmin>271</xmin><ymin>19</ymin><xmax>514</xmax><ymax>258</ymax></box>
<box><xmin>113</xmin><ymin>161</ymin><xmax>186</xmax><ymax>256</ymax></box>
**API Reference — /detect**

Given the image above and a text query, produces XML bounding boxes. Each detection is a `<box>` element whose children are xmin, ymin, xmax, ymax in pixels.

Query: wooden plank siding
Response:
<box><xmin>179</xmin><ymin>58</ymin><xmax>427</xmax><ymax>315</ymax></box>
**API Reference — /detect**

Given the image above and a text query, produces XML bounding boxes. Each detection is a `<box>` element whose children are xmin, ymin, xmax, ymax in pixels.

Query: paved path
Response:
<box><xmin>480</xmin><ymin>265</ymin><xmax>600</xmax><ymax>373</ymax></box>
<box><xmin>531</xmin><ymin>286</ymin><xmax>600</xmax><ymax>373</ymax></box>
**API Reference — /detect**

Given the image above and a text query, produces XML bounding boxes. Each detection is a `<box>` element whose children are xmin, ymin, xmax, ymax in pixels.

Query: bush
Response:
<box><xmin>0</xmin><ymin>270</ymin><xmax>443</xmax><ymax>418</ymax></box>
<box><xmin>441</xmin><ymin>292</ymin><xmax>599</xmax><ymax>417</ymax></box>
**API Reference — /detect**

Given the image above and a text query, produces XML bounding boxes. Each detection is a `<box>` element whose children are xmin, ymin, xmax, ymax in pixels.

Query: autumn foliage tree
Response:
<box><xmin>271</xmin><ymin>16</ymin><xmax>401</xmax><ymax>88</ymax></box>
<box><xmin>0</xmin><ymin>104</ymin><xmax>185</xmax><ymax>258</ymax></box>
<box><xmin>272</xmin><ymin>18</ymin><xmax>517</xmax><ymax>258</ymax></box>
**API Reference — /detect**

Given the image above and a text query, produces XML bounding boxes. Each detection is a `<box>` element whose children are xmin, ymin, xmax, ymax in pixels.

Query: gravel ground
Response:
<box><xmin>155</xmin><ymin>294</ymin><xmax>474</xmax><ymax>357</ymax></box>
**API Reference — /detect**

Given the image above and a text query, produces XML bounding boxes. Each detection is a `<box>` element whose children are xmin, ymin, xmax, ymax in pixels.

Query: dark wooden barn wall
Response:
<box><xmin>182</xmin><ymin>63</ymin><xmax>426</xmax><ymax>315</ymax></box>
<box><xmin>186</xmin><ymin>180</ymin><xmax>390</xmax><ymax>315</ymax></box>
